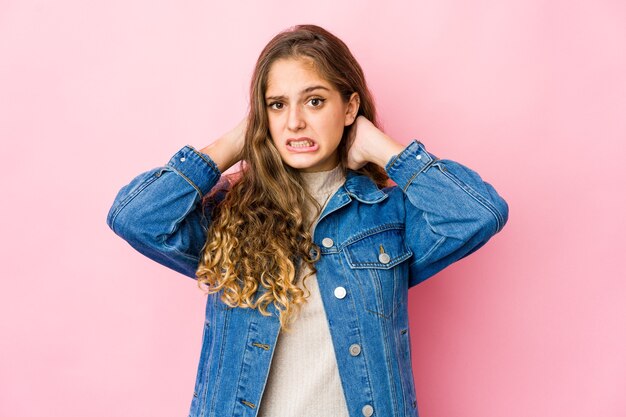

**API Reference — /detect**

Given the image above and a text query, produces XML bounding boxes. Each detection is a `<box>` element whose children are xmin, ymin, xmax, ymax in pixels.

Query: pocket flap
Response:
<box><xmin>344</xmin><ymin>227</ymin><xmax>413</xmax><ymax>269</ymax></box>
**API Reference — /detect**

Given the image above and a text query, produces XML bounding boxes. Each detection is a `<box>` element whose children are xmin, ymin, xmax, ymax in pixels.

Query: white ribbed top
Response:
<box><xmin>257</xmin><ymin>164</ymin><xmax>349</xmax><ymax>417</ymax></box>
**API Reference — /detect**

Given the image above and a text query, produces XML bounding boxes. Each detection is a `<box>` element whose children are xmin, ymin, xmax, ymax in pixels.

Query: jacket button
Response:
<box><xmin>322</xmin><ymin>237</ymin><xmax>334</xmax><ymax>248</ymax></box>
<box><xmin>334</xmin><ymin>286</ymin><xmax>347</xmax><ymax>299</ymax></box>
<box><xmin>362</xmin><ymin>404</ymin><xmax>374</xmax><ymax>416</ymax></box>
<box><xmin>378</xmin><ymin>253</ymin><xmax>391</xmax><ymax>264</ymax></box>
<box><xmin>349</xmin><ymin>344</ymin><xmax>361</xmax><ymax>356</ymax></box>
<box><xmin>416</xmin><ymin>154</ymin><xmax>422</xmax><ymax>160</ymax></box>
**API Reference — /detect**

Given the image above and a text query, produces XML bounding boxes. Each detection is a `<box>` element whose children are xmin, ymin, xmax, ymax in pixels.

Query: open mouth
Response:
<box><xmin>288</xmin><ymin>139</ymin><xmax>314</xmax><ymax>147</ymax></box>
<box><xmin>286</xmin><ymin>138</ymin><xmax>318</xmax><ymax>152</ymax></box>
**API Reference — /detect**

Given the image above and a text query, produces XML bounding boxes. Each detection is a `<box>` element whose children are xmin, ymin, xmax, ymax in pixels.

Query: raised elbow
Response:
<box><xmin>490</xmin><ymin>193</ymin><xmax>509</xmax><ymax>234</ymax></box>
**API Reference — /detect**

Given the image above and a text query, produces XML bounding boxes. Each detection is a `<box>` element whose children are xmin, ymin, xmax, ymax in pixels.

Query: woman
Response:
<box><xmin>107</xmin><ymin>24</ymin><xmax>508</xmax><ymax>417</ymax></box>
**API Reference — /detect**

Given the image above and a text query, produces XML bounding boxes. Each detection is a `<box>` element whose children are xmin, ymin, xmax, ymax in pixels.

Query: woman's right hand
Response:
<box><xmin>200</xmin><ymin>117</ymin><xmax>248</xmax><ymax>172</ymax></box>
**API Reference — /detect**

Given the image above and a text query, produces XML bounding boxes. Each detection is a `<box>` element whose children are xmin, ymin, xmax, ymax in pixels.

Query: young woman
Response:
<box><xmin>107</xmin><ymin>24</ymin><xmax>508</xmax><ymax>417</ymax></box>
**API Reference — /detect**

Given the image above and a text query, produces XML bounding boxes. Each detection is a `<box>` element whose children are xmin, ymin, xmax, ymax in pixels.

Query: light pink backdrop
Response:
<box><xmin>1</xmin><ymin>1</ymin><xmax>625</xmax><ymax>416</ymax></box>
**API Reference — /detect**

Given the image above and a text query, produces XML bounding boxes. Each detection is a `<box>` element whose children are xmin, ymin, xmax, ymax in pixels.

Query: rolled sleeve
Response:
<box><xmin>166</xmin><ymin>145</ymin><xmax>222</xmax><ymax>197</ymax></box>
<box><xmin>385</xmin><ymin>140</ymin><xmax>439</xmax><ymax>191</ymax></box>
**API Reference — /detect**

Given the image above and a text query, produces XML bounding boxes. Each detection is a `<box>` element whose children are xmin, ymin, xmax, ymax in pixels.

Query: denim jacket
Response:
<box><xmin>106</xmin><ymin>140</ymin><xmax>508</xmax><ymax>417</ymax></box>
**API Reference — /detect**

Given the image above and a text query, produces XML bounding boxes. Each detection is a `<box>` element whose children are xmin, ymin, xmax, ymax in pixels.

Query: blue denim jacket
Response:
<box><xmin>106</xmin><ymin>140</ymin><xmax>508</xmax><ymax>417</ymax></box>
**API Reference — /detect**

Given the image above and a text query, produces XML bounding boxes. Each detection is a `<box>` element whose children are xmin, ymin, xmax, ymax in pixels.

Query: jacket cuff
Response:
<box><xmin>385</xmin><ymin>140</ymin><xmax>439</xmax><ymax>191</ymax></box>
<box><xmin>166</xmin><ymin>145</ymin><xmax>222</xmax><ymax>197</ymax></box>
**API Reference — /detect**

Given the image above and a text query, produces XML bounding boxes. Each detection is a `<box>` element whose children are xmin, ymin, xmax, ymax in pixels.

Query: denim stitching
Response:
<box><xmin>401</xmin><ymin>157</ymin><xmax>438</xmax><ymax>193</ymax></box>
<box><xmin>409</xmin><ymin>234</ymin><xmax>446</xmax><ymax>266</ymax></box>
<box><xmin>107</xmin><ymin>173</ymin><xmax>159</xmax><ymax>234</ymax></box>
<box><xmin>435</xmin><ymin>164</ymin><xmax>503</xmax><ymax>233</ymax></box>
<box><xmin>207</xmin><ymin>306</ymin><xmax>230</xmax><ymax>417</ymax></box>
<box><xmin>167</xmin><ymin>165</ymin><xmax>203</xmax><ymax>199</ymax></box>
<box><xmin>342</xmin><ymin>223</ymin><xmax>405</xmax><ymax>246</ymax></box>
<box><xmin>188</xmin><ymin>145</ymin><xmax>221</xmax><ymax>174</ymax></box>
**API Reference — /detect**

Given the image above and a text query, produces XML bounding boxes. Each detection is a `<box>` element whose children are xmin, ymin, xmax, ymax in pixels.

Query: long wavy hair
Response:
<box><xmin>196</xmin><ymin>24</ymin><xmax>389</xmax><ymax>331</ymax></box>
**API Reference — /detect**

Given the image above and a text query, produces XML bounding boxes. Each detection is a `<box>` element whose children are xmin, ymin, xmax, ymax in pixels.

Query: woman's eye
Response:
<box><xmin>308</xmin><ymin>98</ymin><xmax>325</xmax><ymax>107</ymax></box>
<box><xmin>268</xmin><ymin>102</ymin><xmax>283</xmax><ymax>110</ymax></box>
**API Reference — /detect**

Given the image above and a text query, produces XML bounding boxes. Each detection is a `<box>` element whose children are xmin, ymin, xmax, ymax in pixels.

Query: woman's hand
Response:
<box><xmin>346</xmin><ymin>116</ymin><xmax>405</xmax><ymax>170</ymax></box>
<box><xmin>200</xmin><ymin>117</ymin><xmax>248</xmax><ymax>172</ymax></box>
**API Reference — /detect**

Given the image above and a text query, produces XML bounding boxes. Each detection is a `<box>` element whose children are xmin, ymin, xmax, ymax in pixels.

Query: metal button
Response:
<box><xmin>180</xmin><ymin>157</ymin><xmax>186</xmax><ymax>162</ymax></box>
<box><xmin>378</xmin><ymin>253</ymin><xmax>391</xmax><ymax>264</ymax></box>
<box><xmin>322</xmin><ymin>237</ymin><xmax>334</xmax><ymax>248</ymax></box>
<box><xmin>334</xmin><ymin>286</ymin><xmax>347</xmax><ymax>299</ymax></box>
<box><xmin>416</xmin><ymin>155</ymin><xmax>422</xmax><ymax>160</ymax></box>
<box><xmin>362</xmin><ymin>404</ymin><xmax>374</xmax><ymax>416</ymax></box>
<box><xmin>349</xmin><ymin>344</ymin><xmax>361</xmax><ymax>356</ymax></box>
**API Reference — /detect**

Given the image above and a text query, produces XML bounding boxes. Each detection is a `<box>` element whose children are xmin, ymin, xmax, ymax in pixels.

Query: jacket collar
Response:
<box><xmin>342</xmin><ymin>170</ymin><xmax>388</xmax><ymax>204</ymax></box>
<box><xmin>316</xmin><ymin>170</ymin><xmax>388</xmax><ymax>226</ymax></box>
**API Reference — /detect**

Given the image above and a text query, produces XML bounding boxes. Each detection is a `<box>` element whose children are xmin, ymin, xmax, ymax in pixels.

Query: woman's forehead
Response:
<box><xmin>265</xmin><ymin>57</ymin><xmax>333</xmax><ymax>97</ymax></box>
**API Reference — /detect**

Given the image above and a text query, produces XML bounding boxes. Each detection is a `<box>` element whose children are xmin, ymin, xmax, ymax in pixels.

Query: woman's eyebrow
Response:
<box><xmin>265</xmin><ymin>85</ymin><xmax>330</xmax><ymax>101</ymax></box>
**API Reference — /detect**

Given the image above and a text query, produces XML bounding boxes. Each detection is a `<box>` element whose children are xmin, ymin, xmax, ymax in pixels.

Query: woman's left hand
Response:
<box><xmin>346</xmin><ymin>116</ymin><xmax>405</xmax><ymax>170</ymax></box>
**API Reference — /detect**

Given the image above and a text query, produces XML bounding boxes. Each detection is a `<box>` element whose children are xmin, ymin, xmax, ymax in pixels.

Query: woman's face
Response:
<box><xmin>265</xmin><ymin>57</ymin><xmax>358</xmax><ymax>172</ymax></box>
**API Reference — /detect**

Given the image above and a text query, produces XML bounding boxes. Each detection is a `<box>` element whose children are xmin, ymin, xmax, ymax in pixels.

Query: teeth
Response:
<box><xmin>289</xmin><ymin>140</ymin><xmax>313</xmax><ymax>148</ymax></box>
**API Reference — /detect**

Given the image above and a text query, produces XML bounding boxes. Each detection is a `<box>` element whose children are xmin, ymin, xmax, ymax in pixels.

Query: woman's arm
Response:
<box><xmin>348</xmin><ymin>116</ymin><xmax>509</xmax><ymax>288</ymax></box>
<box><xmin>106</xmin><ymin>119</ymin><xmax>246</xmax><ymax>279</ymax></box>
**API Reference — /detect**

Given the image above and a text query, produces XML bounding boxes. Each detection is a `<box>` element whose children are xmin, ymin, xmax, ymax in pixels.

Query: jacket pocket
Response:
<box><xmin>343</xmin><ymin>225</ymin><xmax>412</xmax><ymax>318</ymax></box>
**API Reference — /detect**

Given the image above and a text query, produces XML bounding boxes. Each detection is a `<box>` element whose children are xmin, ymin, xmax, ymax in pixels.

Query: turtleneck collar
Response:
<box><xmin>299</xmin><ymin>164</ymin><xmax>346</xmax><ymax>199</ymax></box>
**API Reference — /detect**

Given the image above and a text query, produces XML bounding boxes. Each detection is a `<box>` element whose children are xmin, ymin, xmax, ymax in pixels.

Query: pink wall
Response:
<box><xmin>1</xmin><ymin>1</ymin><xmax>625</xmax><ymax>416</ymax></box>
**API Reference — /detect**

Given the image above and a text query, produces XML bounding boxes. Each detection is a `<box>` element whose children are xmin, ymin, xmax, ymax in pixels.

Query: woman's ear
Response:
<box><xmin>344</xmin><ymin>92</ymin><xmax>360</xmax><ymax>126</ymax></box>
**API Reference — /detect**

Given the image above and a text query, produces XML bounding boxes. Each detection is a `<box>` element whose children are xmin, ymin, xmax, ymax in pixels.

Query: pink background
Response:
<box><xmin>1</xmin><ymin>1</ymin><xmax>625</xmax><ymax>416</ymax></box>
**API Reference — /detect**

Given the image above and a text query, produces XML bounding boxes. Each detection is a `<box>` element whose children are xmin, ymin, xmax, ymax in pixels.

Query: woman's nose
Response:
<box><xmin>287</xmin><ymin>106</ymin><xmax>305</xmax><ymax>131</ymax></box>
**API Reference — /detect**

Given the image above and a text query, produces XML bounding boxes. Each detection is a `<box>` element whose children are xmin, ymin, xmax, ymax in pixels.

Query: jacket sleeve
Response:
<box><xmin>106</xmin><ymin>145</ymin><xmax>225</xmax><ymax>279</ymax></box>
<box><xmin>384</xmin><ymin>140</ymin><xmax>509</xmax><ymax>288</ymax></box>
